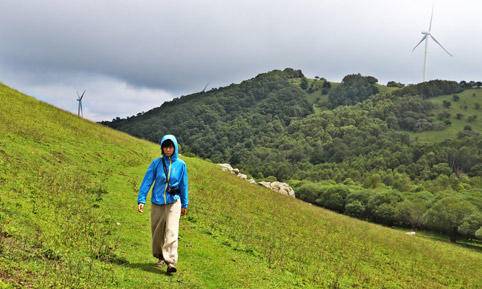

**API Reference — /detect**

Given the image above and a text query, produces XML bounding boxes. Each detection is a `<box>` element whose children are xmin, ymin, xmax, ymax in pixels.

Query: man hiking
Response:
<box><xmin>137</xmin><ymin>134</ymin><xmax>189</xmax><ymax>274</ymax></box>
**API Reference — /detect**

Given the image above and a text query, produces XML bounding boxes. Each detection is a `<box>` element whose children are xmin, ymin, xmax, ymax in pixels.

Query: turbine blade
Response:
<box><xmin>80</xmin><ymin>90</ymin><xmax>86</xmax><ymax>100</ymax></box>
<box><xmin>428</xmin><ymin>5</ymin><xmax>434</xmax><ymax>32</ymax></box>
<box><xmin>411</xmin><ymin>36</ymin><xmax>427</xmax><ymax>52</ymax></box>
<box><xmin>430</xmin><ymin>35</ymin><xmax>453</xmax><ymax>56</ymax></box>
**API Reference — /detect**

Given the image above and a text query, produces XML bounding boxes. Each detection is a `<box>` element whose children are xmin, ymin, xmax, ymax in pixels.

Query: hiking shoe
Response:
<box><xmin>156</xmin><ymin>259</ymin><xmax>166</xmax><ymax>267</ymax></box>
<box><xmin>167</xmin><ymin>264</ymin><xmax>177</xmax><ymax>274</ymax></box>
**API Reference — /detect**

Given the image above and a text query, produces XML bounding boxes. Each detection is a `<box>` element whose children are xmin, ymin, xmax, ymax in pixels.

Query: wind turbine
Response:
<box><xmin>76</xmin><ymin>90</ymin><xmax>86</xmax><ymax>117</ymax></box>
<box><xmin>201</xmin><ymin>82</ymin><xmax>210</xmax><ymax>93</ymax></box>
<box><xmin>411</xmin><ymin>6</ymin><xmax>453</xmax><ymax>82</ymax></box>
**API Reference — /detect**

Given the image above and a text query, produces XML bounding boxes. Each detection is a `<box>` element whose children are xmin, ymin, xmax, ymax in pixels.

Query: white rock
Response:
<box><xmin>258</xmin><ymin>181</ymin><xmax>295</xmax><ymax>198</ymax></box>
<box><xmin>258</xmin><ymin>181</ymin><xmax>272</xmax><ymax>189</ymax></box>
<box><xmin>405</xmin><ymin>231</ymin><xmax>416</xmax><ymax>236</ymax></box>
<box><xmin>218</xmin><ymin>163</ymin><xmax>296</xmax><ymax>198</ymax></box>
<box><xmin>218</xmin><ymin>163</ymin><xmax>234</xmax><ymax>172</ymax></box>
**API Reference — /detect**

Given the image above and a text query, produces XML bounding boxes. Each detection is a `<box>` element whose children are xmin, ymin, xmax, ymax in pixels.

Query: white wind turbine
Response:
<box><xmin>76</xmin><ymin>90</ymin><xmax>86</xmax><ymax>118</ymax></box>
<box><xmin>411</xmin><ymin>7</ymin><xmax>453</xmax><ymax>82</ymax></box>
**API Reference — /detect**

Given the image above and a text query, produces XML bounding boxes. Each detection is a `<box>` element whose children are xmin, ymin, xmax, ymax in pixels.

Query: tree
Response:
<box><xmin>422</xmin><ymin>197</ymin><xmax>477</xmax><ymax>242</ymax></box>
<box><xmin>467</xmin><ymin>115</ymin><xmax>477</xmax><ymax>122</ymax></box>
<box><xmin>395</xmin><ymin>80</ymin><xmax>462</xmax><ymax>98</ymax></box>
<box><xmin>387</xmin><ymin>81</ymin><xmax>405</xmax><ymax>88</ymax></box>
<box><xmin>345</xmin><ymin>200</ymin><xmax>366</xmax><ymax>217</ymax></box>
<box><xmin>396</xmin><ymin>200</ymin><xmax>426</xmax><ymax>228</ymax></box>
<box><xmin>300</xmin><ymin>77</ymin><xmax>309</xmax><ymax>90</ymax></box>
<box><xmin>458</xmin><ymin>213</ymin><xmax>482</xmax><ymax>239</ymax></box>
<box><xmin>328</xmin><ymin>74</ymin><xmax>379</xmax><ymax>108</ymax></box>
<box><xmin>367</xmin><ymin>173</ymin><xmax>381</xmax><ymax>188</ymax></box>
<box><xmin>367</xmin><ymin>192</ymin><xmax>402</xmax><ymax>224</ymax></box>
<box><xmin>475</xmin><ymin>227</ymin><xmax>482</xmax><ymax>240</ymax></box>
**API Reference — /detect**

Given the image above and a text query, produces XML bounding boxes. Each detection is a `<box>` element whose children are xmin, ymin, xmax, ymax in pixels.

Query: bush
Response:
<box><xmin>387</xmin><ymin>81</ymin><xmax>405</xmax><ymax>88</ymax></box>
<box><xmin>475</xmin><ymin>227</ymin><xmax>482</xmax><ymax>240</ymax></box>
<box><xmin>458</xmin><ymin>213</ymin><xmax>482</xmax><ymax>238</ymax></box>
<box><xmin>422</xmin><ymin>197</ymin><xmax>477</xmax><ymax>242</ymax></box>
<box><xmin>394</xmin><ymin>80</ymin><xmax>463</xmax><ymax>98</ymax></box>
<box><xmin>467</xmin><ymin>115</ymin><xmax>477</xmax><ymax>122</ymax></box>
<box><xmin>345</xmin><ymin>200</ymin><xmax>366</xmax><ymax>217</ymax></box>
<box><xmin>328</xmin><ymin>74</ymin><xmax>379</xmax><ymax>107</ymax></box>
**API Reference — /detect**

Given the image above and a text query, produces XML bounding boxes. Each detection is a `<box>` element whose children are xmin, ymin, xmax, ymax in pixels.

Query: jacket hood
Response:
<box><xmin>160</xmin><ymin>134</ymin><xmax>179</xmax><ymax>160</ymax></box>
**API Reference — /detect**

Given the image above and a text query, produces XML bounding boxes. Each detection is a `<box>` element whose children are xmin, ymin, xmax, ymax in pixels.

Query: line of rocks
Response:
<box><xmin>218</xmin><ymin>163</ymin><xmax>295</xmax><ymax>198</ymax></box>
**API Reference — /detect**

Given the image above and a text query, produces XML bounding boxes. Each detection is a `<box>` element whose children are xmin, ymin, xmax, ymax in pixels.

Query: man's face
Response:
<box><xmin>162</xmin><ymin>144</ymin><xmax>174</xmax><ymax>157</ymax></box>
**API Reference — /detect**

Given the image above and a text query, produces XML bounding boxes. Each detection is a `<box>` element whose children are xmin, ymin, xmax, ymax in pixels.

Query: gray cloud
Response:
<box><xmin>0</xmin><ymin>0</ymin><xmax>481</xmax><ymax>121</ymax></box>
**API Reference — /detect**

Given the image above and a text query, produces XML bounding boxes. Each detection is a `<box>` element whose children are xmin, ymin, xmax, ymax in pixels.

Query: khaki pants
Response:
<box><xmin>150</xmin><ymin>200</ymin><xmax>181</xmax><ymax>266</ymax></box>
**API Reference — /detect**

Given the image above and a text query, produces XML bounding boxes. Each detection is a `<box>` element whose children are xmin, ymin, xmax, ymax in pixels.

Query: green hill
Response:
<box><xmin>1</xmin><ymin>85</ymin><xmax>482</xmax><ymax>288</ymax></box>
<box><xmin>102</xmin><ymin>69</ymin><xmax>482</xmax><ymax>241</ymax></box>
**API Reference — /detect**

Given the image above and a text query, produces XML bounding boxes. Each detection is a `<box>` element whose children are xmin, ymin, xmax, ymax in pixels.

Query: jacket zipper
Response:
<box><xmin>163</xmin><ymin>156</ymin><xmax>172</xmax><ymax>204</ymax></box>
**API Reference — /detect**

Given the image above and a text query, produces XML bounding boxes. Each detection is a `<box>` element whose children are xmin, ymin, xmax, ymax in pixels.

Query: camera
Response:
<box><xmin>167</xmin><ymin>186</ymin><xmax>181</xmax><ymax>195</ymax></box>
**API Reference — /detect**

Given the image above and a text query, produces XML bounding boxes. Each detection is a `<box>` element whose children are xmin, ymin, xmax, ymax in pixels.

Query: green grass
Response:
<box><xmin>1</xmin><ymin>83</ymin><xmax>482</xmax><ymax>288</ymax></box>
<box><xmin>410</xmin><ymin>88</ymin><xmax>482</xmax><ymax>142</ymax></box>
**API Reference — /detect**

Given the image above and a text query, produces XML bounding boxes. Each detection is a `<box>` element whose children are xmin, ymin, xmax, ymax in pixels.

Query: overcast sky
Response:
<box><xmin>0</xmin><ymin>0</ymin><xmax>481</xmax><ymax>121</ymax></box>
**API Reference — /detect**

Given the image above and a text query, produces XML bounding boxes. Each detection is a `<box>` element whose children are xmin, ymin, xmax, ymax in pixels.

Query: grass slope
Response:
<box><xmin>410</xmin><ymin>88</ymin><xmax>482</xmax><ymax>142</ymax></box>
<box><xmin>1</xmin><ymin>83</ymin><xmax>481</xmax><ymax>288</ymax></box>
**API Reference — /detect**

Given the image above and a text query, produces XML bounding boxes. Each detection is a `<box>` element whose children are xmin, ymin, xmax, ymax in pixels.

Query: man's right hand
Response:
<box><xmin>138</xmin><ymin>203</ymin><xmax>144</xmax><ymax>213</ymax></box>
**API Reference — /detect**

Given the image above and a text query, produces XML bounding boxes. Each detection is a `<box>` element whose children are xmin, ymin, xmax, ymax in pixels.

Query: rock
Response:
<box><xmin>219</xmin><ymin>163</ymin><xmax>234</xmax><ymax>173</ymax></box>
<box><xmin>258</xmin><ymin>181</ymin><xmax>272</xmax><ymax>189</ymax></box>
<box><xmin>218</xmin><ymin>163</ymin><xmax>295</xmax><ymax>198</ymax></box>
<box><xmin>258</xmin><ymin>181</ymin><xmax>295</xmax><ymax>198</ymax></box>
<box><xmin>405</xmin><ymin>231</ymin><xmax>416</xmax><ymax>236</ymax></box>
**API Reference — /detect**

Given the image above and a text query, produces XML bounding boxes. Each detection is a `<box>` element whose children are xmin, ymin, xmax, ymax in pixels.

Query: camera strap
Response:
<box><xmin>161</xmin><ymin>157</ymin><xmax>171</xmax><ymax>186</ymax></box>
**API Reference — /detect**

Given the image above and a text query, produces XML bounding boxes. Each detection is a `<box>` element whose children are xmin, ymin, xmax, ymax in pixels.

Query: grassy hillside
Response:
<box><xmin>1</xmin><ymin>83</ymin><xmax>481</xmax><ymax>288</ymax></box>
<box><xmin>411</xmin><ymin>88</ymin><xmax>482</xmax><ymax>142</ymax></box>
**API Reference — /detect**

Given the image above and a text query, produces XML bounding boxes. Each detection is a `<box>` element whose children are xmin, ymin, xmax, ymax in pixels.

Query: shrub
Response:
<box><xmin>345</xmin><ymin>200</ymin><xmax>366</xmax><ymax>217</ymax></box>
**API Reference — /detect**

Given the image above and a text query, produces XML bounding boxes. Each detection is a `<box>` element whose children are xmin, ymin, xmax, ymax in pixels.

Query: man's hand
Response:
<box><xmin>138</xmin><ymin>203</ymin><xmax>144</xmax><ymax>213</ymax></box>
<box><xmin>181</xmin><ymin>208</ymin><xmax>188</xmax><ymax>216</ymax></box>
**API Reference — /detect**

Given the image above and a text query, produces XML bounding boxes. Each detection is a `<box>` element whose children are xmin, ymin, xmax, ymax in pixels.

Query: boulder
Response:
<box><xmin>219</xmin><ymin>163</ymin><xmax>234</xmax><ymax>173</ymax></box>
<box><xmin>258</xmin><ymin>181</ymin><xmax>295</xmax><ymax>198</ymax></box>
<box><xmin>218</xmin><ymin>164</ymin><xmax>296</xmax><ymax>198</ymax></box>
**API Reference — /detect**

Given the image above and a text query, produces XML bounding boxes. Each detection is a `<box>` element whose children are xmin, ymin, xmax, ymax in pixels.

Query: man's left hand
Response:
<box><xmin>181</xmin><ymin>208</ymin><xmax>188</xmax><ymax>216</ymax></box>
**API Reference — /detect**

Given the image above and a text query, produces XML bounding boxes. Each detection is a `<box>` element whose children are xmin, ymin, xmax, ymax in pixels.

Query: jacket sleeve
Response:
<box><xmin>180</xmin><ymin>163</ymin><xmax>189</xmax><ymax>209</ymax></box>
<box><xmin>137</xmin><ymin>160</ymin><xmax>157</xmax><ymax>204</ymax></box>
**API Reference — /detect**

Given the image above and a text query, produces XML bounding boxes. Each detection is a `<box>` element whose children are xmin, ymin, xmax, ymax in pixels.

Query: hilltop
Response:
<box><xmin>1</xmin><ymin>83</ymin><xmax>482</xmax><ymax>288</ymax></box>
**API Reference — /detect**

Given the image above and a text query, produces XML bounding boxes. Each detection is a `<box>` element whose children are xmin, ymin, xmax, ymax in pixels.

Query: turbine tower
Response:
<box><xmin>201</xmin><ymin>82</ymin><xmax>210</xmax><ymax>92</ymax></box>
<box><xmin>76</xmin><ymin>90</ymin><xmax>86</xmax><ymax>118</ymax></box>
<box><xmin>411</xmin><ymin>6</ymin><xmax>452</xmax><ymax>82</ymax></box>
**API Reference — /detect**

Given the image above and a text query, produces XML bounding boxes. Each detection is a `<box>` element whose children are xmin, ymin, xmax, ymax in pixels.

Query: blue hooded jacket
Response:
<box><xmin>137</xmin><ymin>135</ymin><xmax>188</xmax><ymax>209</ymax></box>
